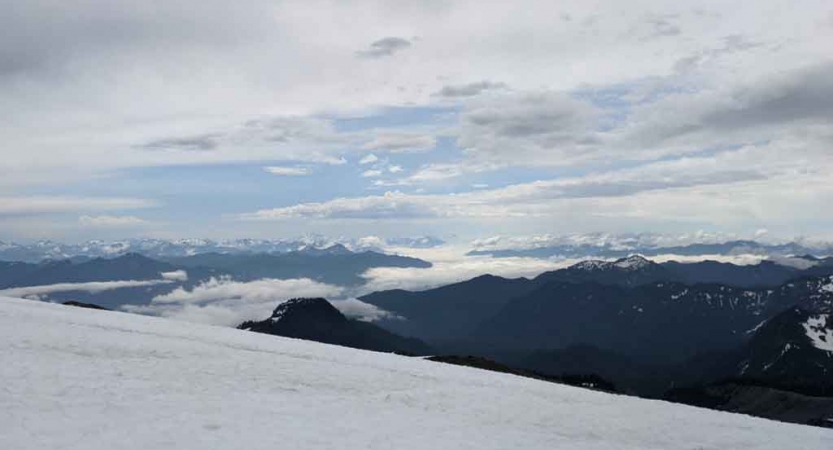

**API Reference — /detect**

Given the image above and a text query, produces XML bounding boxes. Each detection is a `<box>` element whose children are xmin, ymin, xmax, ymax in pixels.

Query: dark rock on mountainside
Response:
<box><xmin>238</xmin><ymin>298</ymin><xmax>433</xmax><ymax>355</ymax></box>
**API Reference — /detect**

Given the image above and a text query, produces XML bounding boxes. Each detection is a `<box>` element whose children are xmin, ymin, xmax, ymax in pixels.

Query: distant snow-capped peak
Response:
<box><xmin>572</xmin><ymin>255</ymin><xmax>653</xmax><ymax>272</ymax></box>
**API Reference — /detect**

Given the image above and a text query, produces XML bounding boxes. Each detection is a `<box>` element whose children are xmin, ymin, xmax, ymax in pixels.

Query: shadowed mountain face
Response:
<box><xmin>359</xmin><ymin>274</ymin><xmax>538</xmax><ymax>342</ymax></box>
<box><xmin>731</xmin><ymin>307</ymin><xmax>833</xmax><ymax>391</ymax></box>
<box><xmin>472</xmin><ymin>275</ymin><xmax>833</xmax><ymax>361</ymax></box>
<box><xmin>238</xmin><ymin>298</ymin><xmax>433</xmax><ymax>356</ymax></box>
<box><xmin>362</xmin><ymin>255</ymin><xmax>833</xmax><ymax>356</ymax></box>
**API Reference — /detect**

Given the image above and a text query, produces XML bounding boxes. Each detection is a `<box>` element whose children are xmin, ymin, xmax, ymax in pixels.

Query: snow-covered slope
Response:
<box><xmin>1</xmin><ymin>297</ymin><xmax>831</xmax><ymax>449</ymax></box>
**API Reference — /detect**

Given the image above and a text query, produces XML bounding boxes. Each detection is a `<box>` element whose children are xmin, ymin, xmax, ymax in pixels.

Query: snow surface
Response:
<box><xmin>1</xmin><ymin>297</ymin><xmax>831</xmax><ymax>450</ymax></box>
<box><xmin>803</xmin><ymin>314</ymin><xmax>833</xmax><ymax>353</ymax></box>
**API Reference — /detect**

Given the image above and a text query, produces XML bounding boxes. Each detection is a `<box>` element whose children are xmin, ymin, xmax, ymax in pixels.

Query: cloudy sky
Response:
<box><xmin>2</xmin><ymin>0</ymin><xmax>832</xmax><ymax>243</ymax></box>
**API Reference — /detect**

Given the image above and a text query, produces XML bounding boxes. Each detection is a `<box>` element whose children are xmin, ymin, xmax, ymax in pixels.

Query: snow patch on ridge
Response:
<box><xmin>803</xmin><ymin>314</ymin><xmax>833</xmax><ymax>353</ymax></box>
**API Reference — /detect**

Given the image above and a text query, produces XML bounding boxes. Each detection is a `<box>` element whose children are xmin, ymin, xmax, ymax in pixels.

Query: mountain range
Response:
<box><xmin>0</xmin><ymin>247</ymin><xmax>431</xmax><ymax>308</ymax></box>
<box><xmin>469</xmin><ymin>239</ymin><xmax>833</xmax><ymax>260</ymax></box>
<box><xmin>361</xmin><ymin>255</ymin><xmax>833</xmax><ymax>345</ymax></box>
<box><xmin>355</xmin><ymin>254</ymin><xmax>833</xmax><ymax>425</ymax></box>
<box><xmin>0</xmin><ymin>236</ymin><xmax>444</xmax><ymax>263</ymax></box>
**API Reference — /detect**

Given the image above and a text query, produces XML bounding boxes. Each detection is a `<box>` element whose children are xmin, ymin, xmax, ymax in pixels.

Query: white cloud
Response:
<box><xmin>0</xmin><ymin>197</ymin><xmax>156</xmax><ymax>215</ymax></box>
<box><xmin>2</xmin><ymin>1</ymin><xmax>832</xmax><ymax>242</ymax></box>
<box><xmin>361</xmin><ymin>169</ymin><xmax>383</xmax><ymax>178</ymax></box>
<box><xmin>359</xmin><ymin>154</ymin><xmax>379</xmax><ymax>165</ymax></box>
<box><xmin>239</xmin><ymin>138</ymin><xmax>833</xmax><ymax>235</ymax></box>
<box><xmin>160</xmin><ymin>270</ymin><xmax>189</xmax><ymax>282</ymax></box>
<box><xmin>358</xmin><ymin>246</ymin><xmax>568</xmax><ymax>293</ymax></box>
<box><xmin>2</xmin><ymin>0</ymin><xmax>829</xmax><ymax>188</ymax></box>
<box><xmin>388</xmin><ymin>165</ymin><xmax>403</xmax><ymax>174</ymax></box>
<box><xmin>330</xmin><ymin>298</ymin><xmax>401</xmax><ymax>322</ymax></box>
<box><xmin>0</xmin><ymin>279</ymin><xmax>174</xmax><ymax>299</ymax></box>
<box><xmin>78</xmin><ymin>215</ymin><xmax>149</xmax><ymax>227</ymax></box>
<box><xmin>362</xmin><ymin>133</ymin><xmax>437</xmax><ymax>153</ymax></box>
<box><xmin>263</xmin><ymin>166</ymin><xmax>310</xmax><ymax>176</ymax></box>
<box><xmin>133</xmin><ymin>276</ymin><xmax>343</xmax><ymax>326</ymax></box>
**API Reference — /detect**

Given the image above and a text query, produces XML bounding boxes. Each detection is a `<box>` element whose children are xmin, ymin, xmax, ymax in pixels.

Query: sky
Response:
<box><xmin>2</xmin><ymin>0</ymin><xmax>833</xmax><ymax>244</ymax></box>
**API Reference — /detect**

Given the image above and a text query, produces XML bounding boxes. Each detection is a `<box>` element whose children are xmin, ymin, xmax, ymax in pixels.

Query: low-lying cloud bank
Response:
<box><xmin>358</xmin><ymin>244</ymin><xmax>792</xmax><ymax>293</ymax></box>
<box><xmin>0</xmin><ymin>279</ymin><xmax>175</xmax><ymax>300</ymax></box>
<box><xmin>127</xmin><ymin>276</ymin><xmax>393</xmax><ymax>327</ymax></box>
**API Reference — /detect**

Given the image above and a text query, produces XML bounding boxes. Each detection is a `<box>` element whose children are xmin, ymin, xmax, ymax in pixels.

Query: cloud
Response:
<box><xmin>359</xmin><ymin>154</ymin><xmax>379</xmax><ymax>165</ymax></box>
<box><xmin>0</xmin><ymin>197</ymin><xmax>156</xmax><ymax>215</ymax></box>
<box><xmin>362</xmin><ymin>133</ymin><xmax>436</xmax><ymax>153</ymax></box>
<box><xmin>361</xmin><ymin>169</ymin><xmax>383</xmax><ymax>178</ymax></box>
<box><xmin>355</xmin><ymin>37</ymin><xmax>412</xmax><ymax>59</ymax></box>
<box><xmin>434</xmin><ymin>81</ymin><xmax>508</xmax><ymax>98</ymax></box>
<box><xmin>78</xmin><ymin>215</ymin><xmax>149</xmax><ymax>227</ymax></box>
<box><xmin>130</xmin><ymin>276</ymin><xmax>344</xmax><ymax>326</ymax></box>
<box><xmin>263</xmin><ymin>166</ymin><xmax>310</xmax><ymax>176</ymax></box>
<box><xmin>238</xmin><ymin>144</ymin><xmax>782</xmax><ymax>221</ymax></box>
<box><xmin>767</xmin><ymin>255</ymin><xmax>819</xmax><ymax>270</ymax></box>
<box><xmin>330</xmin><ymin>298</ymin><xmax>401</xmax><ymax>322</ymax></box>
<box><xmin>388</xmin><ymin>165</ymin><xmax>403</xmax><ymax>173</ymax></box>
<box><xmin>160</xmin><ymin>270</ymin><xmax>189</xmax><ymax>282</ymax></box>
<box><xmin>358</xmin><ymin>246</ymin><xmax>568</xmax><ymax>293</ymax></box>
<box><xmin>142</xmin><ymin>134</ymin><xmax>220</xmax><ymax>151</ymax></box>
<box><xmin>0</xmin><ymin>279</ymin><xmax>174</xmax><ymax>299</ymax></box>
<box><xmin>457</xmin><ymin>91</ymin><xmax>604</xmax><ymax>165</ymax></box>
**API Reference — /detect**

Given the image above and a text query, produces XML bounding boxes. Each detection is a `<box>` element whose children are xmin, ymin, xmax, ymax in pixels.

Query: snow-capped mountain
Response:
<box><xmin>2</xmin><ymin>296</ymin><xmax>829</xmax><ymax>449</ymax></box>
<box><xmin>0</xmin><ymin>235</ymin><xmax>445</xmax><ymax>262</ymax></box>
<box><xmin>468</xmin><ymin>235</ymin><xmax>833</xmax><ymax>260</ymax></box>
<box><xmin>535</xmin><ymin>255</ymin><xmax>674</xmax><ymax>287</ymax></box>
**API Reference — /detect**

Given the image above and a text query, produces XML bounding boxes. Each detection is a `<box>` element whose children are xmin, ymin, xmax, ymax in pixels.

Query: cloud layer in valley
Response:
<box><xmin>128</xmin><ymin>276</ymin><xmax>392</xmax><ymax>327</ymax></box>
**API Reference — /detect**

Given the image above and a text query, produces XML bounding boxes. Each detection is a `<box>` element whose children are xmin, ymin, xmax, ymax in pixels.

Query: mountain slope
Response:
<box><xmin>535</xmin><ymin>255</ymin><xmax>674</xmax><ymax>287</ymax></box>
<box><xmin>665</xmin><ymin>381</ymin><xmax>833</xmax><ymax>428</ymax></box>
<box><xmin>359</xmin><ymin>274</ymin><xmax>538</xmax><ymax>342</ymax></box>
<box><xmin>734</xmin><ymin>306</ymin><xmax>833</xmax><ymax>391</ymax></box>
<box><xmin>472</xmin><ymin>275</ymin><xmax>833</xmax><ymax>361</ymax></box>
<box><xmin>238</xmin><ymin>298</ymin><xmax>432</xmax><ymax>355</ymax></box>
<box><xmin>2</xmin><ymin>296</ymin><xmax>830</xmax><ymax>449</ymax></box>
